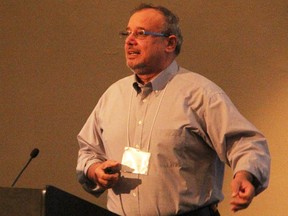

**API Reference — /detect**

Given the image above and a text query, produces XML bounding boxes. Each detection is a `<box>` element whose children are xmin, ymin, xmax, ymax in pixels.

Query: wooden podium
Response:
<box><xmin>0</xmin><ymin>185</ymin><xmax>117</xmax><ymax>216</ymax></box>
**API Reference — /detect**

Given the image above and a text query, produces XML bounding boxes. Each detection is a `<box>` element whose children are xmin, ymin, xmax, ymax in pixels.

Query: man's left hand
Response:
<box><xmin>230</xmin><ymin>171</ymin><xmax>256</xmax><ymax>212</ymax></box>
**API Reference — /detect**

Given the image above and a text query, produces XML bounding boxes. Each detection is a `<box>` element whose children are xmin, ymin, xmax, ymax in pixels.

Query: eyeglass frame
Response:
<box><xmin>119</xmin><ymin>29</ymin><xmax>170</xmax><ymax>39</ymax></box>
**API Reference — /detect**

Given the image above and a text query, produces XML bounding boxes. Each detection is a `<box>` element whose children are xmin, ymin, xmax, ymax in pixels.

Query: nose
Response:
<box><xmin>125</xmin><ymin>33</ymin><xmax>137</xmax><ymax>45</ymax></box>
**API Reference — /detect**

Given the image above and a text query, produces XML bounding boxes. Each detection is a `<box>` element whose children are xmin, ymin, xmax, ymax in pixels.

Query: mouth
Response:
<box><xmin>127</xmin><ymin>49</ymin><xmax>140</xmax><ymax>57</ymax></box>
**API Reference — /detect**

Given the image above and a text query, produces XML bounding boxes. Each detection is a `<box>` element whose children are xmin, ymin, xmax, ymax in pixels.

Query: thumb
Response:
<box><xmin>231</xmin><ymin>179</ymin><xmax>241</xmax><ymax>197</ymax></box>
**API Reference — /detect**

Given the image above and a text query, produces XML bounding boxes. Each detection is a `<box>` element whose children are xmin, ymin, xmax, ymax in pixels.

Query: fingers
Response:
<box><xmin>231</xmin><ymin>179</ymin><xmax>240</xmax><ymax>198</ymax></box>
<box><xmin>230</xmin><ymin>193</ymin><xmax>253</xmax><ymax>212</ymax></box>
<box><xmin>96</xmin><ymin>172</ymin><xmax>120</xmax><ymax>189</ymax></box>
<box><xmin>230</xmin><ymin>174</ymin><xmax>255</xmax><ymax>212</ymax></box>
<box><xmin>94</xmin><ymin>161</ymin><xmax>121</xmax><ymax>189</ymax></box>
<box><xmin>103</xmin><ymin>161</ymin><xmax>122</xmax><ymax>174</ymax></box>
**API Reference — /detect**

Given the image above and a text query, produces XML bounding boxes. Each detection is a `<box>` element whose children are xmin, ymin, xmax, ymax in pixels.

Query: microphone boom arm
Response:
<box><xmin>11</xmin><ymin>148</ymin><xmax>39</xmax><ymax>187</ymax></box>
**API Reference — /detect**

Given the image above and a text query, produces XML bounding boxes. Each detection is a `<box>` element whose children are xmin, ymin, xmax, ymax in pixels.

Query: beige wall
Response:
<box><xmin>1</xmin><ymin>1</ymin><xmax>287</xmax><ymax>215</ymax></box>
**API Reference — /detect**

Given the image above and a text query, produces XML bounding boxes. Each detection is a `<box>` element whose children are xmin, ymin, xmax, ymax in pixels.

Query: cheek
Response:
<box><xmin>147</xmin><ymin>46</ymin><xmax>165</xmax><ymax>61</ymax></box>
<box><xmin>150</xmin><ymin>40</ymin><xmax>166</xmax><ymax>53</ymax></box>
<box><xmin>139</xmin><ymin>40</ymin><xmax>165</xmax><ymax>60</ymax></box>
<box><xmin>145</xmin><ymin>43</ymin><xmax>160</xmax><ymax>56</ymax></box>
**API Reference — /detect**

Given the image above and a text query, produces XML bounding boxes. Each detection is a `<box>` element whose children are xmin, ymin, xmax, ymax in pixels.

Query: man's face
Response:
<box><xmin>124</xmin><ymin>9</ymin><xmax>169</xmax><ymax>76</ymax></box>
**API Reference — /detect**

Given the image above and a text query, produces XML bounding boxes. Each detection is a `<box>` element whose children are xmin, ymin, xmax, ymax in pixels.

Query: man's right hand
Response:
<box><xmin>87</xmin><ymin>161</ymin><xmax>121</xmax><ymax>189</ymax></box>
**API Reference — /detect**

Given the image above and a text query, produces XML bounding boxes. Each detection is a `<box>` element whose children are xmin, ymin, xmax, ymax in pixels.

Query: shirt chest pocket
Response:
<box><xmin>151</xmin><ymin>128</ymin><xmax>214</xmax><ymax>168</ymax></box>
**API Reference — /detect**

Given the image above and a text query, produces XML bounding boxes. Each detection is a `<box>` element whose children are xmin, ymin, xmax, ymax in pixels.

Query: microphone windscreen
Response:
<box><xmin>30</xmin><ymin>148</ymin><xmax>40</xmax><ymax>158</ymax></box>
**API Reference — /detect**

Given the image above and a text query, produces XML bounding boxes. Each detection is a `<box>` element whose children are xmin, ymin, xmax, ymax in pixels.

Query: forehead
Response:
<box><xmin>127</xmin><ymin>8</ymin><xmax>165</xmax><ymax>30</ymax></box>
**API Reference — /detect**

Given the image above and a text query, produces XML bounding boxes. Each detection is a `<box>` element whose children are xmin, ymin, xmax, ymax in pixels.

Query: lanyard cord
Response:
<box><xmin>122</xmin><ymin>82</ymin><xmax>169</xmax><ymax>216</ymax></box>
<box><xmin>126</xmin><ymin>82</ymin><xmax>169</xmax><ymax>152</ymax></box>
<box><xmin>146</xmin><ymin>85</ymin><xmax>168</xmax><ymax>152</ymax></box>
<box><xmin>126</xmin><ymin>88</ymin><xmax>133</xmax><ymax>147</ymax></box>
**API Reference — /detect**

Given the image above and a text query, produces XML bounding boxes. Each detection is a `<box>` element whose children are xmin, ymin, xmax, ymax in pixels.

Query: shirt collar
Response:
<box><xmin>133</xmin><ymin>60</ymin><xmax>179</xmax><ymax>93</ymax></box>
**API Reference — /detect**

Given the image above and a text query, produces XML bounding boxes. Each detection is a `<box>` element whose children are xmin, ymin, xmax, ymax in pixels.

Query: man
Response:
<box><xmin>76</xmin><ymin>4</ymin><xmax>270</xmax><ymax>216</ymax></box>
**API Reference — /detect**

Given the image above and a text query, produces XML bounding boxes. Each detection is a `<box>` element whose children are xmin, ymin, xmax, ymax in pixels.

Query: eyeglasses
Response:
<box><xmin>119</xmin><ymin>29</ymin><xmax>169</xmax><ymax>39</ymax></box>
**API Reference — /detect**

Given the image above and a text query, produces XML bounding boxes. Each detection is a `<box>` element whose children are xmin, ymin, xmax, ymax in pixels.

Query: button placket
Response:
<box><xmin>133</xmin><ymin>93</ymin><xmax>149</xmax><ymax>150</ymax></box>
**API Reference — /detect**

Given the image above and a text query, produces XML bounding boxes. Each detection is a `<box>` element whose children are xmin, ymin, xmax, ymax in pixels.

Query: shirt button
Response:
<box><xmin>142</xmin><ymin>99</ymin><xmax>147</xmax><ymax>103</ymax></box>
<box><xmin>135</xmin><ymin>144</ymin><xmax>140</xmax><ymax>149</ymax></box>
<box><xmin>138</xmin><ymin>120</ymin><xmax>143</xmax><ymax>125</ymax></box>
<box><xmin>133</xmin><ymin>192</ymin><xmax>137</xmax><ymax>197</ymax></box>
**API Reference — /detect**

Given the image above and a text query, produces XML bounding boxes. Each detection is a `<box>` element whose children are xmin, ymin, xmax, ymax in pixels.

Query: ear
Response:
<box><xmin>165</xmin><ymin>35</ymin><xmax>177</xmax><ymax>53</ymax></box>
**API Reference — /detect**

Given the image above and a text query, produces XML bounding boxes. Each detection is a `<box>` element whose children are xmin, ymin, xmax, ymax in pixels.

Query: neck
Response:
<box><xmin>136</xmin><ymin>58</ymin><xmax>175</xmax><ymax>84</ymax></box>
<box><xmin>137</xmin><ymin>72</ymin><xmax>161</xmax><ymax>84</ymax></box>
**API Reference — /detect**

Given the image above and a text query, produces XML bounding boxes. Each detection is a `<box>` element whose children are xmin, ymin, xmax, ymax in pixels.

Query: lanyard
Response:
<box><xmin>126</xmin><ymin>82</ymin><xmax>169</xmax><ymax>152</ymax></box>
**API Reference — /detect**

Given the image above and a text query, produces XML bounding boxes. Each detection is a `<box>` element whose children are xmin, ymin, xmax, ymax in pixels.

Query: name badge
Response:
<box><xmin>121</xmin><ymin>147</ymin><xmax>151</xmax><ymax>175</ymax></box>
